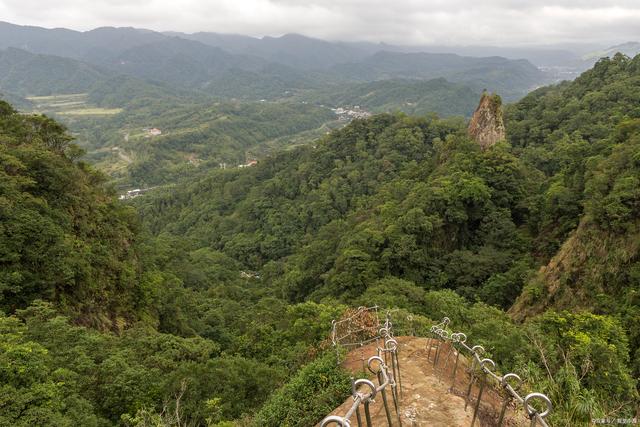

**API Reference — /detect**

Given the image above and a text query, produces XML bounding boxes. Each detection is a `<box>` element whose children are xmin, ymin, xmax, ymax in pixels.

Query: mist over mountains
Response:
<box><xmin>0</xmin><ymin>21</ymin><xmax>559</xmax><ymax>100</ymax></box>
<box><xmin>3</xmin><ymin>20</ymin><xmax>637</xmax><ymax>105</ymax></box>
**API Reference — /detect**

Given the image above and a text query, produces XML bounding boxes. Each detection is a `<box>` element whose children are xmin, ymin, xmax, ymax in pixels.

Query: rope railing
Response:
<box><xmin>427</xmin><ymin>317</ymin><xmax>553</xmax><ymax>427</ymax></box>
<box><xmin>322</xmin><ymin>315</ymin><xmax>403</xmax><ymax>427</ymax></box>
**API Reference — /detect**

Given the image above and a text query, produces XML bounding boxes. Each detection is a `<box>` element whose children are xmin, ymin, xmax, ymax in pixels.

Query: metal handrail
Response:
<box><xmin>325</xmin><ymin>313</ymin><xmax>552</xmax><ymax>427</ymax></box>
<box><xmin>429</xmin><ymin>319</ymin><xmax>553</xmax><ymax>427</ymax></box>
<box><xmin>322</xmin><ymin>315</ymin><xmax>402</xmax><ymax>427</ymax></box>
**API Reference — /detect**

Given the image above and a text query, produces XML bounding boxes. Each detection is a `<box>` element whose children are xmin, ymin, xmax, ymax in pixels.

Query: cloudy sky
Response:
<box><xmin>1</xmin><ymin>0</ymin><xmax>639</xmax><ymax>46</ymax></box>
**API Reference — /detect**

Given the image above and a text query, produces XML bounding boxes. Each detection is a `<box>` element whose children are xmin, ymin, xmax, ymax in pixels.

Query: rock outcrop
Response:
<box><xmin>468</xmin><ymin>91</ymin><xmax>506</xmax><ymax>149</ymax></box>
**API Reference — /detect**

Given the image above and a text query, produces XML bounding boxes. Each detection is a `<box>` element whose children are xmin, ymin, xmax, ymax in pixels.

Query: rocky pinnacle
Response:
<box><xmin>468</xmin><ymin>91</ymin><xmax>506</xmax><ymax>149</ymax></box>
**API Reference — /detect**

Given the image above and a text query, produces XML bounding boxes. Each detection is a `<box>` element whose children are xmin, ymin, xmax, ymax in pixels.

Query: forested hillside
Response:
<box><xmin>2</xmin><ymin>53</ymin><xmax>640</xmax><ymax>426</ymax></box>
<box><xmin>506</xmin><ymin>53</ymin><xmax>640</xmax><ymax>374</ymax></box>
<box><xmin>0</xmin><ymin>99</ymin><xmax>353</xmax><ymax>426</ymax></box>
<box><xmin>309</xmin><ymin>78</ymin><xmax>481</xmax><ymax>117</ymax></box>
<box><xmin>0</xmin><ymin>101</ymin><xmax>148</xmax><ymax>329</ymax></box>
<box><xmin>138</xmin><ymin>110</ymin><xmax>532</xmax><ymax>307</ymax></box>
<box><xmin>0</xmin><ymin>48</ymin><xmax>109</xmax><ymax>96</ymax></box>
<box><xmin>136</xmin><ymin>54</ymin><xmax>640</xmax><ymax>424</ymax></box>
<box><xmin>57</xmin><ymin>97</ymin><xmax>337</xmax><ymax>188</ymax></box>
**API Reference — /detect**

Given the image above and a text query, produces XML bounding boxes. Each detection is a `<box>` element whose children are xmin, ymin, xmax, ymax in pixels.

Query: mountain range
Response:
<box><xmin>0</xmin><ymin>21</ymin><xmax>555</xmax><ymax>101</ymax></box>
<box><xmin>3</xmin><ymin>20</ymin><xmax>637</xmax><ymax>104</ymax></box>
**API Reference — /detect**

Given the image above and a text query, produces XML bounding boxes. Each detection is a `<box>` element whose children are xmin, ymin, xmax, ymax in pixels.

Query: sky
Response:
<box><xmin>1</xmin><ymin>0</ymin><xmax>639</xmax><ymax>46</ymax></box>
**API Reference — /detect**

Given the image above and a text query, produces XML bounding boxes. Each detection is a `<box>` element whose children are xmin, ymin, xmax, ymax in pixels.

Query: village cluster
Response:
<box><xmin>118</xmin><ymin>188</ymin><xmax>151</xmax><ymax>200</ymax></box>
<box><xmin>331</xmin><ymin>106</ymin><xmax>372</xmax><ymax>121</ymax></box>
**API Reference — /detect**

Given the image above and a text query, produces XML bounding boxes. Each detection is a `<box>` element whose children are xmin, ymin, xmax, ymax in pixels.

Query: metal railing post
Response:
<box><xmin>355</xmin><ymin>407</ymin><xmax>363</xmax><ymax>427</ymax></box>
<box><xmin>497</xmin><ymin>373</ymin><xmax>522</xmax><ymax>427</ymax></box>
<box><xmin>394</xmin><ymin>349</ymin><xmax>403</xmax><ymax>398</ymax></box>
<box><xmin>471</xmin><ymin>359</ymin><xmax>495</xmax><ymax>427</ymax></box>
<box><xmin>464</xmin><ymin>345</ymin><xmax>484</xmax><ymax>411</ymax></box>
<box><xmin>450</xmin><ymin>333</ymin><xmax>466</xmax><ymax>391</ymax></box>
<box><xmin>464</xmin><ymin>361</ymin><xmax>477</xmax><ymax>410</ymax></box>
<box><xmin>471</xmin><ymin>370</ymin><xmax>486</xmax><ymax>427</ymax></box>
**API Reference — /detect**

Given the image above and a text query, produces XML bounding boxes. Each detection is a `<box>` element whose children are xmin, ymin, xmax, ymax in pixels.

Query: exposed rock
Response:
<box><xmin>468</xmin><ymin>91</ymin><xmax>506</xmax><ymax>149</ymax></box>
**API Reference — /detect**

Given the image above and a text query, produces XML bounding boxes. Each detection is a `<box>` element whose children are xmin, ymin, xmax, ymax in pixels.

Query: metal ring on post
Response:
<box><xmin>496</xmin><ymin>373</ymin><xmax>522</xmax><ymax>427</ymax></box>
<box><xmin>385</xmin><ymin>338</ymin><xmax>398</xmax><ymax>351</ymax></box>
<box><xmin>367</xmin><ymin>356</ymin><xmax>384</xmax><ymax>374</ymax></box>
<box><xmin>480</xmin><ymin>358</ymin><xmax>496</xmax><ymax>370</ymax></box>
<box><xmin>501</xmin><ymin>373</ymin><xmax>522</xmax><ymax>389</ymax></box>
<box><xmin>471</xmin><ymin>345</ymin><xmax>485</xmax><ymax>355</ymax></box>
<box><xmin>455</xmin><ymin>332</ymin><xmax>467</xmax><ymax>343</ymax></box>
<box><xmin>320</xmin><ymin>416</ymin><xmax>351</xmax><ymax>427</ymax></box>
<box><xmin>354</xmin><ymin>379</ymin><xmax>378</xmax><ymax>402</ymax></box>
<box><xmin>524</xmin><ymin>393</ymin><xmax>553</xmax><ymax>419</ymax></box>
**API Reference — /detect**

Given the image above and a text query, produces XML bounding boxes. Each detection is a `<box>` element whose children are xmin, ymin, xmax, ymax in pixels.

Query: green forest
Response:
<box><xmin>1</xmin><ymin>53</ymin><xmax>640</xmax><ymax>426</ymax></box>
<box><xmin>307</xmin><ymin>78</ymin><xmax>481</xmax><ymax>117</ymax></box>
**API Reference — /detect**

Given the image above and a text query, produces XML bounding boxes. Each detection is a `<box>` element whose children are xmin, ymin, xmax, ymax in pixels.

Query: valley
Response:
<box><xmin>27</xmin><ymin>94</ymin><xmax>341</xmax><ymax>189</ymax></box>
<box><xmin>16</xmin><ymin>80</ymin><xmax>479</xmax><ymax>192</ymax></box>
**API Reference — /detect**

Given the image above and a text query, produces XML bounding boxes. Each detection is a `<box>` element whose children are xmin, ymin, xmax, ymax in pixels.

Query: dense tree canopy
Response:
<box><xmin>136</xmin><ymin>54</ymin><xmax>640</xmax><ymax>424</ymax></box>
<box><xmin>0</xmin><ymin>101</ymin><xmax>152</xmax><ymax>329</ymax></box>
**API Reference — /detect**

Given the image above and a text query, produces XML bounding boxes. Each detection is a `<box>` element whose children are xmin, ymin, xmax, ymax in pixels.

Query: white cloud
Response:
<box><xmin>0</xmin><ymin>0</ymin><xmax>639</xmax><ymax>46</ymax></box>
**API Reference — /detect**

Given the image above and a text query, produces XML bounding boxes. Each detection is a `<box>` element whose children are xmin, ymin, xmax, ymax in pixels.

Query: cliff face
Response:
<box><xmin>468</xmin><ymin>92</ymin><xmax>506</xmax><ymax>149</ymax></box>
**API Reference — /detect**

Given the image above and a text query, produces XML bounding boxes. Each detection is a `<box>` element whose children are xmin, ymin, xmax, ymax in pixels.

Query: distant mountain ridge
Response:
<box><xmin>5</xmin><ymin>22</ymin><xmax>634</xmax><ymax>105</ymax></box>
<box><xmin>172</xmin><ymin>32</ymin><xmax>376</xmax><ymax>70</ymax></box>
<box><xmin>0</xmin><ymin>47</ymin><xmax>110</xmax><ymax>96</ymax></box>
<box><xmin>330</xmin><ymin>51</ymin><xmax>546</xmax><ymax>99</ymax></box>
<box><xmin>0</xmin><ymin>21</ymin><xmax>551</xmax><ymax>100</ymax></box>
<box><xmin>583</xmin><ymin>41</ymin><xmax>640</xmax><ymax>62</ymax></box>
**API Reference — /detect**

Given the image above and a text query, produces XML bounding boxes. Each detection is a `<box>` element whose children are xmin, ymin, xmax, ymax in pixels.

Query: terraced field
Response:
<box><xmin>27</xmin><ymin>93</ymin><xmax>123</xmax><ymax>115</ymax></box>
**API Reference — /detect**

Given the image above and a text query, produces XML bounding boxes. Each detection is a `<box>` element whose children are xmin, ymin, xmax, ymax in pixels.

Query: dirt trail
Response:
<box><xmin>322</xmin><ymin>336</ymin><xmax>527</xmax><ymax>427</ymax></box>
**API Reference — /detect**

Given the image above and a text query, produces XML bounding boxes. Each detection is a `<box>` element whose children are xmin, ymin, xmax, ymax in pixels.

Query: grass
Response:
<box><xmin>26</xmin><ymin>93</ymin><xmax>122</xmax><ymax>116</ymax></box>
